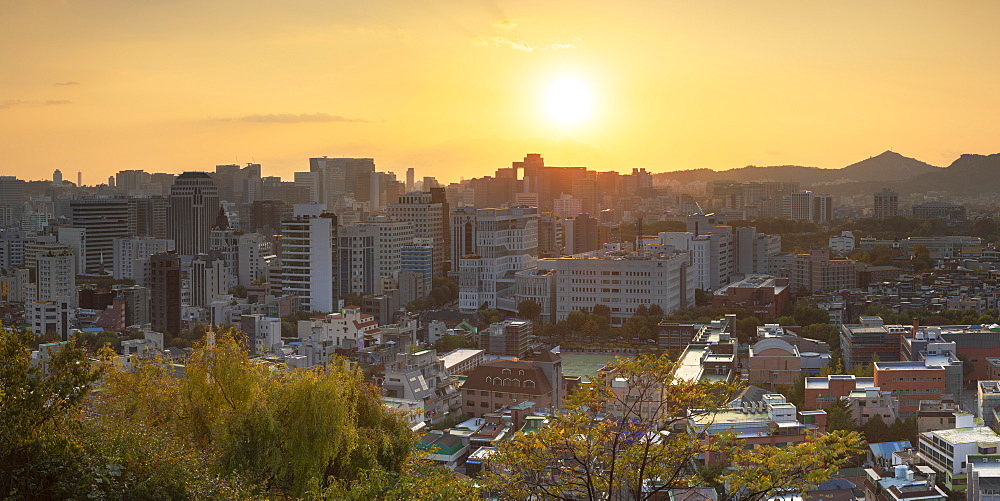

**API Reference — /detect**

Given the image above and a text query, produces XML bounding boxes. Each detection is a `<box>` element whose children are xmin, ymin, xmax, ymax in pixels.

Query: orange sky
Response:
<box><xmin>2</xmin><ymin>1</ymin><xmax>999</xmax><ymax>184</ymax></box>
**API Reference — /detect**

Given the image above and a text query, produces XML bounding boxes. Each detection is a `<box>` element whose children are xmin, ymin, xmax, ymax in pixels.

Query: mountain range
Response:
<box><xmin>653</xmin><ymin>151</ymin><xmax>1000</xmax><ymax>197</ymax></box>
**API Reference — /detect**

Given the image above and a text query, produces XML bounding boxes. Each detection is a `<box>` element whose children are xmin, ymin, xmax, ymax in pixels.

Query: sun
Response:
<box><xmin>544</xmin><ymin>77</ymin><xmax>593</xmax><ymax>125</ymax></box>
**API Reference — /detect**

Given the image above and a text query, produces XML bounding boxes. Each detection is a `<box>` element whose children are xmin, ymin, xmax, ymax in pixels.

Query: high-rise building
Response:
<box><xmin>338</xmin><ymin>223</ymin><xmax>379</xmax><ymax>296</ymax></box>
<box><xmin>236</xmin><ymin>233</ymin><xmax>273</xmax><ymax>287</ymax></box>
<box><xmin>280</xmin><ymin>205</ymin><xmax>337</xmax><ymax>312</ymax></box>
<box><xmin>52</xmin><ymin>169</ymin><xmax>62</xmax><ymax>184</ymax></box>
<box><xmin>0</xmin><ymin>176</ymin><xmax>26</xmax><ymax>218</ymax></box>
<box><xmin>35</xmin><ymin>245</ymin><xmax>76</xmax><ymax>307</ymax></box>
<box><xmin>149</xmin><ymin>251</ymin><xmax>182</xmax><ymax>334</ymax></box>
<box><xmin>127</xmin><ymin>196</ymin><xmax>169</xmax><ymax>238</ymax></box>
<box><xmin>308</xmin><ymin>157</ymin><xmax>375</xmax><ymax>208</ymax></box>
<box><xmin>113</xmin><ymin>236</ymin><xmax>174</xmax><ymax>284</ymax></box>
<box><xmin>406</xmin><ymin>167</ymin><xmax>415</xmax><ymax>192</ymax></box>
<box><xmin>387</xmin><ymin>192</ymin><xmax>445</xmax><ymax>278</ymax></box>
<box><xmin>190</xmin><ymin>253</ymin><xmax>229</xmax><ymax>308</ymax></box>
<box><xmin>451</xmin><ymin>206</ymin><xmax>538</xmax><ymax>311</ymax></box>
<box><xmin>115</xmin><ymin>170</ymin><xmax>151</xmax><ymax>194</ymax></box>
<box><xmin>873</xmin><ymin>188</ymin><xmax>899</xmax><ymax>219</ymax></box>
<box><xmin>167</xmin><ymin>172</ymin><xmax>220</xmax><ymax>255</ymax></box>
<box><xmin>118</xmin><ymin>285</ymin><xmax>150</xmax><ymax>327</ymax></box>
<box><xmin>369</xmin><ymin>216</ymin><xmax>415</xmax><ymax>290</ymax></box>
<box><xmin>69</xmin><ymin>198</ymin><xmax>129</xmax><ymax>274</ymax></box>
<box><xmin>401</xmin><ymin>238</ymin><xmax>434</xmax><ymax>289</ymax></box>
<box><xmin>57</xmin><ymin>227</ymin><xmax>87</xmax><ymax>273</ymax></box>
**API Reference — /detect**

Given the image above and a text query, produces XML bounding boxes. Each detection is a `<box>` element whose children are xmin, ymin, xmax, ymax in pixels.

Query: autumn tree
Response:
<box><xmin>481</xmin><ymin>354</ymin><xmax>862</xmax><ymax>501</ymax></box>
<box><xmin>95</xmin><ymin>328</ymin><xmax>446</xmax><ymax>498</ymax></box>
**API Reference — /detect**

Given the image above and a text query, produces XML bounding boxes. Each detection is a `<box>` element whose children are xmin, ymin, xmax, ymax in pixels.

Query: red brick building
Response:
<box><xmin>712</xmin><ymin>275</ymin><xmax>791</xmax><ymax>320</ymax></box>
<box><xmin>873</xmin><ymin>361</ymin><xmax>946</xmax><ymax>417</ymax></box>
<box><xmin>461</xmin><ymin>353</ymin><xmax>562</xmax><ymax>418</ymax></box>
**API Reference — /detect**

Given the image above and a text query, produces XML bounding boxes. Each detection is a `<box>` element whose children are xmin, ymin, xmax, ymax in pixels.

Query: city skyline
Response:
<box><xmin>3</xmin><ymin>1</ymin><xmax>1000</xmax><ymax>183</ymax></box>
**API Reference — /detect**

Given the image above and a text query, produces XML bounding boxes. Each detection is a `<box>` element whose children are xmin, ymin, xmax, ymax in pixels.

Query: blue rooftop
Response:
<box><xmin>869</xmin><ymin>440</ymin><xmax>912</xmax><ymax>461</ymax></box>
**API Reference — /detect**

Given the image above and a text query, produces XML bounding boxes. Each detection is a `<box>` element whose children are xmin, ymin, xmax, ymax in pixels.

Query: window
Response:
<box><xmin>480</xmin><ymin>402</ymin><xmax>488</xmax><ymax>408</ymax></box>
<box><xmin>467</xmin><ymin>400</ymin><xmax>474</xmax><ymax>407</ymax></box>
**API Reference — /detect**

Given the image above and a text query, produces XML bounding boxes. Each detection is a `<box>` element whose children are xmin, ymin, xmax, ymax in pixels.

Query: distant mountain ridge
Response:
<box><xmin>652</xmin><ymin>151</ymin><xmax>943</xmax><ymax>187</ymax></box>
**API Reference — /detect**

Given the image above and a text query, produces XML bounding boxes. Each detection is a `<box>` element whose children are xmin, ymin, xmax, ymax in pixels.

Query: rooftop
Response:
<box><xmin>925</xmin><ymin>426</ymin><xmax>1000</xmax><ymax>445</ymax></box>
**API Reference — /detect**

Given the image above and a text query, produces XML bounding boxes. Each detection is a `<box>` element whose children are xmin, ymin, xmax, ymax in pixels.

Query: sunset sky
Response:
<box><xmin>3</xmin><ymin>1</ymin><xmax>999</xmax><ymax>184</ymax></box>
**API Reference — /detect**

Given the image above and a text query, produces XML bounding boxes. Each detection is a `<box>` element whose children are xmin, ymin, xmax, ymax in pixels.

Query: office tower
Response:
<box><xmin>149</xmin><ymin>251</ymin><xmax>182</xmax><ymax>334</ymax></box>
<box><xmin>113</xmin><ymin>236</ymin><xmax>175</xmax><ymax>283</ymax></box>
<box><xmin>873</xmin><ymin>188</ymin><xmax>899</xmax><ymax>219</ymax></box>
<box><xmin>116</xmin><ymin>170</ymin><xmax>151</xmax><ymax>194</ymax></box>
<box><xmin>428</xmin><ymin>187</ymin><xmax>450</xmax><ymax>272</ymax></box>
<box><xmin>0</xmin><ymin>176</ymin><xmax>26</xmax><ymax>217</ymax></box>
<box><xmin>209</xmin><ymin>207</ymin><xmax>238</xmax><ymax>286</ymax></box>
<box><xmin>77</xmin><ymin>172</ymin><xmax>82</xmax><ymax>187</ymax></box>
<box><xmin>242</xmin><ymin>199</ymin><xmax>291</xmax><ymax>235</ymax></box>
<box><xmin>406</xmin><ymin>168</ymin><xmax>415</xmax><ymax>192</ymax></box>
<box><xmin>280</xmin><ymin>205</ymin><xmax>337</xmax><ymax>312</ymax></box>
<box><xmin>118</xmin><ymin>285</ymin><xmax>150</xmax><ymax>327</ymax></box>
<box><xmin>69</xmin><ymin>198</ymin><xmax>129</xmax><ymax>274</ymax></box>
<box><xmin>387</xmin><ymin>192</ymin><xmax>445</xmax><ymax>278</ymax></box>
<box><xmin>35</xmin><ymin>245</ymin><xmax>76</xmax><ymax>307</ymax></box>
<box><xmin>338</xmin><ymin>223</ymin><xmax>379</xmax><ymax>296</ymax></box>
<box><xmin>562</xmin><ymin>213</ymin><xmax>600</xmax><ymax>254</ymax></box>
<box><xmin>812</xmin><ymin>193</ymin><xmax>833</xmax><ymax>224</ymax></box>
<box><xmin>52</xmin><ymin>169</ymin><xmax>62</xmax><ymax>184</ymax></box>
<box><xmin>308</xmin><ymin>157</ymin><xmax>375</xmax><ymax>208</ymax></box>
<box><xmin>212</xmin><ymin>163</ymin><xmax>261</xmax><ymax>203</ymax></box>
<box><xmin>190</xmin><ymin>253</ymin><xmax>228</xmax><ymax>307</ymax></box>
<box><xmin>236</xmin><ymin>233</ymin><xmax>273</xmax><ymax>287</ymax></box>
<box><xmin>782</xmin><ymin>191</ymin><xmax>814</xmax><ymax>222</ymax></box>
<box><xmin>128</xmin><ymin>196</ymin><xmax>169</xmax><ymax>238</ymax></box>
<box><xmin>369</xmin><ymin>216</ymin><xmax>415</xmax><ymax>290</ymax></box>
<box><xmin>450</xmin><ymin>206</ymin><xmax>538</xmax><ymax>311</ymax></box>
<box><xmin>56</xmin><ymin>227</ymin><xmax>87</xmax><ymax>273</ymax></box>
<box><xmin>293</xmin><ymin>171</ymin><xmax>321</xmax><ymax>203</ymax></box>
<box><xmin>537</xmin><ymin>212</ymin><xmax>565</xmax><ymax>257</ymax></box>
<box><xmin>401</xmin><ymin>238</ymin><xmax>434</xmax><ymax>289</ymax></box>
<box><xmin>167</xmin><ymin>172</ymin><xmax>220</xmax><ymax>256</ymax></box>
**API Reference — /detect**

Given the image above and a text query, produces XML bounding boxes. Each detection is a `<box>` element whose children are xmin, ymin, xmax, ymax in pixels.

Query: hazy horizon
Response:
<box><xmin>3</xmin><ymin>1</ymin><xmax>999</xmax><ymax>183</ymax></box>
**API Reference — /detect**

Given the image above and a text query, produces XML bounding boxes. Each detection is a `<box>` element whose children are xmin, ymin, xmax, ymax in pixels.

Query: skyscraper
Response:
<box><xmin>280</xmin><ymin>205</ymin><xmax>337</xmax><ymax>312</ymax></box>
<box><xmin>387</xmin><ymin>192</ymin><xmax>445</xmax><ymax>277</ymax></box>
<box><xmin>149</xmin><ymin>251</ymin><xmax>182</xmax><ymax>334</ymax></box>
<box><xmin>70</xmin><ymin>198</ymin><xmax>129</xmax><ymax>274</ymax></box>
<box><xmin>167</xmin><ymin>172</ymin><xmax>220</xmax><ymax>255</ymax></box>
<box><xmin>874</xmin><ymin>188</ymin><xmax>899</xmax><ymax>219</ymax></box>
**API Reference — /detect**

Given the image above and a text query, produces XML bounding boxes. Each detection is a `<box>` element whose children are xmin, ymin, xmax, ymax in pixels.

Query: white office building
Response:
<box><xmin>538</xmin><ymin>246</ymin><xmax>694</xmax><ymax>325</ymax></box>
<box><xmin>280</xmin><ymin>204</ymin><xmax>337</xmax><ymax>312</ymax></box>
<box><xmin>451</xmin><ymin>206</ymin><xmax>538</xmax><ymax>311</ymax></box>
<box><xmin>113</xmin><ymin>236</ymin><xmax>175</xmax><ymax>284</ymax></box>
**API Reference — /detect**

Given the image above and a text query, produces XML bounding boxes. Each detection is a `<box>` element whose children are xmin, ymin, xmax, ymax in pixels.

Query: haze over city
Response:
<box><xmin>4</xmin><ymin>1</ymin><xmax>1000</xmax><ymax>183</ymax></box>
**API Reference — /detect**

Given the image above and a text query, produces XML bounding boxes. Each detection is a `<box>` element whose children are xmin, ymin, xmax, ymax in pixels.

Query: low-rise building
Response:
<box><xmin>874</xmin><ymin>361</ymin><xmax>947</xmax><ymax>417</ymax></box>
<box><xmin>461</xmin><ymin>353</ymin><xmax>563</xmax><ymax>418</ymax></box>
<box><xmin>711</xmin><ymin>275</ymin><xmax>790</xmax><ymax>320</ymax></box>
<box><xmin>917</xmin><ymin>414</ymin><xmax>1000</xmax><ymax>492</ymax></box>
<box><xmin>862</xmin><ymin>464</ymin><xmax>946</xmax><ymax>501</ymax></box>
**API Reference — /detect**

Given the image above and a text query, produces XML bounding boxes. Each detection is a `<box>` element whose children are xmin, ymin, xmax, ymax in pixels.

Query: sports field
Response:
<box><xmin>559</xmin><ymin>352</ymin><xmax>633</xmax><ymax>381</ymax></box>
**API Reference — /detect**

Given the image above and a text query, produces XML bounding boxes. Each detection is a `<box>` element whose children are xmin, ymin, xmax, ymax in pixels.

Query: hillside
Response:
<box><xmin>653</xmin><ymin>151</ymin><xmax>941</xmax><ymax>187</ymax></box>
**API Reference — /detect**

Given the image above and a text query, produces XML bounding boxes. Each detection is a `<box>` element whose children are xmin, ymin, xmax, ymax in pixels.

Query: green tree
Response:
<box><xmin>776</xmin><ymin>315</ymin><xmax>797</xmax><ymax>326</ymax></box>
<box><xmin>793</xmin><ymin>305</ymin><xmax>830</xmax><ymax>327</ymax></box>
<box><xmin>862</xmin><ymin>414</ymin><xmax>890</xmax><ymax>444</ymax></box>
<box><xmin>911</xmin><ymin>244</ymin><xmax>934</xmax><ymax>272</ymax></box>
<box><xmin>825</xmin><ymin>398</ymin><xmax>857</xmax><ymax>432</ymax></box>
<box><xmin>972</xmin><ymin>218</ymin><xmax>998</xmax><ymax>239</ymax></box>
<box><xmin>592</xmin><ymin>304</ymin><xmax>612</xmax><ymax>319</ymax></box>
<box><xmin>517</xmin><ymin>300</ymin><xmax>542</xmax><ymax>322</ymax></box>
<box><xmin>0</xmin><ymin>332</ymin><xmax>101</xmax><ymax>498</ymax></box>
<box><xmin>229</xmin><ymin>284</ymin><xmax>248</xmax><ymax>298</ymax></box>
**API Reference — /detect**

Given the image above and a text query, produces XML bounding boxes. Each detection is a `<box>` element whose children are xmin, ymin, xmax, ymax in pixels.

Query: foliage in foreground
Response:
<box><xmin>481</xmin><ymin>354</ymin><xmax>864</xmax><ymax>501</ymax></box>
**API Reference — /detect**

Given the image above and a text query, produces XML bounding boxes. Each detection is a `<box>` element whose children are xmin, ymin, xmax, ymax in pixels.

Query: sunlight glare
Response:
<box><xmin>544</xmin><ymin>78</ymin><xmax>593</xmax><ymax>125</ymax></box>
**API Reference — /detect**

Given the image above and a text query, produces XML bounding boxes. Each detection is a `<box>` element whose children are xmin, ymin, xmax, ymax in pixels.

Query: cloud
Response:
<box><xmin>54</xmin><ymin>81</ymin><xmax>80</xmax><ymax>86</ymax></box>
<box><xmin>492</xmin><ymin>19</ymin><xmax>517</xmax><ymax>30</ymax></box>
<box><xmin>0</xmin><ymin>99</ymin><xmax>72</xmax><ymax>110</ymax></box>
<box><xmin>475</xmin><ymin>20</ymin><xmax>582</xmax><ymax>52</ymax></box>
<box><xmin>238</xmin><ymin>112</ymin><xmax>367</xmax><ymax>124</ymax></box>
